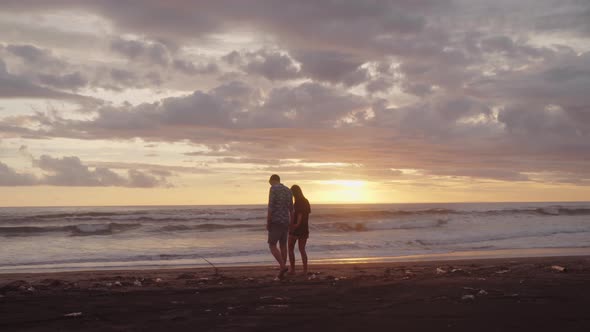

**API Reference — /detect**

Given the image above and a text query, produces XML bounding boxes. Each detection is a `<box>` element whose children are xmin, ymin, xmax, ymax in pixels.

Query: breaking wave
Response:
<box><xmin>0</xmin><ymin>223</ymin><xmax>141</xmax><ymax>237</ymax></box>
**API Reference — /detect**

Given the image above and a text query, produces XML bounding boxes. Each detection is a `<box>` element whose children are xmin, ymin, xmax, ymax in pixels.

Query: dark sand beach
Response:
<box><xmin>1</xmin><ymin>256</ymin><xmax>590</xmax><ymax>331</ymax></box>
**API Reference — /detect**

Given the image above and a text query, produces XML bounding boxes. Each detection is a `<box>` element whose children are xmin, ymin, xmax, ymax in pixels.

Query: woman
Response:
<box><xmin>288</xmin><ymin>184</ymin><xmax>311</xmax><ymax>275</ymax></box>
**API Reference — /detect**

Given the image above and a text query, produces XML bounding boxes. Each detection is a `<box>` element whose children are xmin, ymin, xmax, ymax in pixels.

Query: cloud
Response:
<box><xmin>110</xmin><ymin>37</ymin><xmax>171</xmax><ymax>66</ymax></box>
<box><xmin>5</xmin><ymin>44</ymin><xmax>65</xmax><ymax>68</ymax></box>
<box><xmin>294</xmin><ymin>50</ymin><xmax>368</xmax><ymax>86</ymax></box>
<box><xmin>29</xmin><ymin>80</ymin><xmax>368</xmax><ymax>139</ymax></box>
<box><xmin>0</xmin><ymin>1</ymin><xmax>589</xmax><ymax>188</ymax></box>
<box><xmin>37</xmin><ymin>72</ymin><xmax>87</xmax><ymax>90</ymax></box>
<box><xmin>0</xmin><ymin>161</ymin><xmax>38</xmax><ymax>185</ymax></box>
<box><xmin>534</xmin><ymin>1</ymin><xmax>590</xmax><ymax>35</ymax></box>
<box><xmin>242</xmin><ymin>50</ymin><xmax>300</xmax><ymax>81</ymax></box>
<box><xmin>0</xmin><ymin>155</ymin><xmax>172</xmax><ymax>187</ymax></box>
<box><xmin>428</xmin><ymin>168</ymin><xmax>530</xmax><ymax>182</ymax></box>
<box><xmin>173</xmin><ymin>59</ymin><xmax>219</xmax><ymax>75</ymax></box>
<box><xmin>0</xmin><ymin>59</ymin><xmax>93</xmax><ymax>101</ymax></box>
<box><xmin>222</xmin><ymin>49</ymin><xmax>300</xmax><ymax>81</ymax></box>
<box><xmin>250</xmin><ymin>82</ymin><xmax>370</xmax><ymax>127</ymax></box>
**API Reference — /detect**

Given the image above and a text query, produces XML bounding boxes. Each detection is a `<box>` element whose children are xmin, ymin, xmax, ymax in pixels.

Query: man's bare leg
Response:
<box><xmin>280</xmin><ymin>242</ymin><xmax>288</xmax><ymax>268</ymax></box>
<box><xmin>269</xmin><ymin>244</ymin><xmax>286</xmax><ymax>271</ymax></box>
<box><xmin>288</xmin><ymin>236</ymin><xmax>297</xmax><ymax>274</ymax></box>
<box><xmin>298</xmin><ymin>237</ymin><xmax>308</xmax><ymax>274</ymax></box>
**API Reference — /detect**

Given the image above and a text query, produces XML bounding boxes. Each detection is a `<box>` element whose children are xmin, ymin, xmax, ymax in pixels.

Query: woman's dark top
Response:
<box><xmin>291</xmin><ymin>198</ymin><xmax>311</xmax><ymax>237</ymax></box>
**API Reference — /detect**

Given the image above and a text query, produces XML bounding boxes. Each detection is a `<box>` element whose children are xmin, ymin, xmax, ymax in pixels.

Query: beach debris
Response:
<box><xmin>463</xmin><ymin>287</ymin><xmax>477</xmax><ymax>290</ymax></box>
<box><xmin>218</xmin><ymin>282</ymin><xmax>223</xmax><ymax>285</ymax></box>
<box><xmin>306</xmin><ymin>271</ymin><xmax>322</xmax><ymax>280</ymax></box>
<box><xmin>155</xmin><ymin>278</ymin><xmax>163</xmax><ymax>283</ymax></box>
<box><xmin>26</xmin><ymin>286</ymin><xmax>35</xmax><ymax>292</ymax></box>
<box><xmin>133</xmin><ymin>280</ymin><xmax>142</xmax><ymax>287</ymax></box>
<box><xmin>198</xmin><ymin>277</ymin><xmax>210</xmax><ymax>282</ymax></box>
<box><xmin>551</xmin><ymin>265</ymin><xmax>567</xmax><ymax>273</ymax></box>
<box><xmin>205</xmin><ymin>309</ymin><xmax>212</xmax><ymax>312</ymax></box>
<box><xmin>171</xmin><ymin>301</ymin><xmax>185</xmax><ymax>305</ymax></box>
<box><xmin>114</xmin><ymin>281</ymin><xmax>122</xmax><ymax>287</ymax></box>
<box><xmin>194</xmin><ymin>291</ymin><xmax>200</xmax><ymax>295</ymax></box>
<box><xmin>451</xmin><ymin>268</ymin><xmax>469</xmax><ymax>274</ymax></box>
<box><xmin>245</xmin><ymin>277</ymin><xmax>255</xmax><ymax>282</ymax></box>
<box><xmin>105</xmin><ymin>282</ymin><xmax>113</xmax><ymax>287</ymax></box>
<box><xmin>461</xmin><ymin>295</ymin><xmax>475</xmax><ymax>301</ymax></box>
<box><xmin>436</xmin><ymin>267</ymin><xmax>447</xmax><ymax>274</ymax></box>
<box><xmin>259</xmin><ymin>296</ymin><xmax>273</xmax><ymax>300</ymax></box>
<box><xmin>495</xmin><ymin>269</ymin><xmax>510</xmax><ymax>274</ymax></box>
<box><xmin>450</xmin><ymin>268</ymin><xmax>470</xmax><ymax>275</ymax></box>
<box><xmin>478</xmin><ymin>289</ymin><xmax>488</xmax><ymax>296</ymax></box>
<box><xmin>64</xmin><ymin>312</ymin><xmax>83</xmax><ymax>318</ymax></box>
<box><xmin>405</xmin><ymin>270</ymin><xmax>413</xmax><ymax>275</ymax></box>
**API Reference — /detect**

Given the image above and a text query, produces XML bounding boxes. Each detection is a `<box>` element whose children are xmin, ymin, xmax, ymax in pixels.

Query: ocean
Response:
<box><xmin>1</xmin><ymin>202</ymin><xmax>589</xmax><ymax>273</ymax></box>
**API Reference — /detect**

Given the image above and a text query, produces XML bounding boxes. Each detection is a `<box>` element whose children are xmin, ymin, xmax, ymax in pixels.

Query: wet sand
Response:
<box><xmin>1</xmin><ymin>256</ymin><xmax>590</xmax><ymax>331</ymax></box>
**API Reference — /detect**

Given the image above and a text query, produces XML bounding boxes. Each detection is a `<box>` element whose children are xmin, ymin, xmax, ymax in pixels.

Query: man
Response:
<box><xmin>267</xmin><ymin>174</ymin><xmax>293</xmax><ymax>279</ymax></box>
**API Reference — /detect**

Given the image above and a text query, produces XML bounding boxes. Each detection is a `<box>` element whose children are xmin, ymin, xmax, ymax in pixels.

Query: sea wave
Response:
<box><xmin>413</xmin><ymin>229</ymin><xmax>590</xmax><ymax>247</ymax></box>
<box><xmin>0</xmin><ymin>223</ymin><xmax>141</xmax><ymax>237</ymax></box>
<box><xmin>312</xmin><ymin>208</ymin><xmax>456</xmax><ymax>220</ymax></box>
<box><xmin>156</xmin><ymin>223</ymin><xmax>261</xmax><ymax>232</ymax></box>
<box><xmin>312</xmin><ymin>218</ymin><xmax>449</xmax><ymax>232</ymax></box>
<box><xmin>2</xmin><ymin>205</ymin><xmax>590</xmax><ymax>225</ymax></box>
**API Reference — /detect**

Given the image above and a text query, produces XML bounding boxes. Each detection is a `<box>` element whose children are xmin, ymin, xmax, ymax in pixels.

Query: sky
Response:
<box><xmin>0</xmin><ymin>0</ymin><xmax>589</xmax><ymax>206</ymax></box>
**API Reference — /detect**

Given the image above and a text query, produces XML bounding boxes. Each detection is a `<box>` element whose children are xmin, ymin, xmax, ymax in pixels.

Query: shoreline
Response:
<box><xmin>2</xmin><ymin>246</ymin><xmax>590</xmax><ymax>275</ymax></box>
<box><xmin>1</xmin><ymin>255</ymin><xmax>590</xmax><ymax>331</ymax></box>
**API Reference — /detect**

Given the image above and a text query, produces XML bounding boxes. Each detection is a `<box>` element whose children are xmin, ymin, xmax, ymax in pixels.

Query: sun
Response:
<box><xmin>313</xmin><ymin>180</ymin><xmax>372</xmax><ymax>203</ymax></box>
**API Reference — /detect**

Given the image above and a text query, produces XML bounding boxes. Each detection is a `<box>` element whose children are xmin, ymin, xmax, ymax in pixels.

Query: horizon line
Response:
<box><xmin>1</xmin><ymin>200</ymin><xmax>589</xmax><ymax>209</ymax></box>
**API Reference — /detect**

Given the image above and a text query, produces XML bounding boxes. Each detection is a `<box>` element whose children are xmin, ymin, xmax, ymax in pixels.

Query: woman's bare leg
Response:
<box><xmin>298</xmin><ymin>237</ymin><xmax>308</xmax><ymax>274</ymax></box>
<box><xmin>288</xmin><ymin>236</ymin><xmax>297</xmax><ymax>274</ymax></box>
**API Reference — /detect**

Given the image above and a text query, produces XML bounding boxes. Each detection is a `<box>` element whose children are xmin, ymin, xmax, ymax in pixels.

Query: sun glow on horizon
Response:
<box><xmin>319</xmin><ymin>180</ymin><xmax>366</xmax><ymax>188</ymax></box>
<box><xmin>312</xmin><ymin>180</ymin><xmax>374</xmax><ymax>203</ymax></box>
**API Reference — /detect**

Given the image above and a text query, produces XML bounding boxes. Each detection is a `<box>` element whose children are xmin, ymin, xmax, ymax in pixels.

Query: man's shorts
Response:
<box><xmin>268</xmin><ymin>223</ymin><xmax>288</xmax><ymax>246</ymax></box>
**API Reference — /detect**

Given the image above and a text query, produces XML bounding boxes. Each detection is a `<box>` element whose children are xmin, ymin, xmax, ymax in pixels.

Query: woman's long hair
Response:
<box><xmin>290</xmin><ymin>184</ymin><xmax>305</xmax><ymax>203</ymax></box>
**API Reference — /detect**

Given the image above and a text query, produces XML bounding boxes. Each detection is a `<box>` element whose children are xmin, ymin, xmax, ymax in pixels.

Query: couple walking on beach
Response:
<box><xmin>267</xmin><ymin>174</ymin><xmax>311</xmax><ymax>279</ymax></box>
